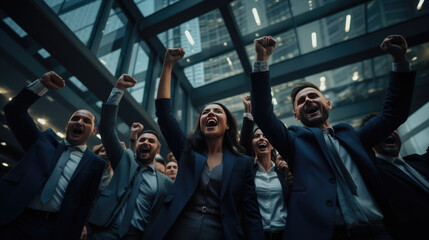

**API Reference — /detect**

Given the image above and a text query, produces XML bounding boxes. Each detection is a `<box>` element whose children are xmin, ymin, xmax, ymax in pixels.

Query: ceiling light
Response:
<box><xmin>417</xmin><ymin>0</ymin><xmax>424</xmax><ymax>10</ymax></box>
<box><xmin>223</xmin><ymin>42</ymin><xmax>228</xmax><ymax>46</ymax></box>
<box><xmin>320</xmin><ymin>77</ymin><xmax>326</xmax><ymax>91</ymax></box>
<box><xmin>255</xmin><ymin>33</ymin><xmax>259</xmax><ymax>37</ymax></box>
<box><xmin>352</xmin><ymin>71</ymin><xmax>359</xmax><ymax>81</ymax></box>
<box><xmin>2</xmin><ymin>162</ymin><xmax>9</xmax><ymax>167</ymax></box>
<box><xmin>345</xmin><ymin>14</ymin><xmax>351</xmax><ymax>33</ymax></box>
<box><xmin>184</xmin><ymin>30</ymin><xmax>195</xmax><ymax>45</ymax></box>
<box><xmin>96</xmin><ymin>133</ymin><xmax>101</xmax><ymax>139</ymax></box>
<box><xmin>252</xmin><ymin>8</ymin><xmax>261</xmax><ymax>26</ymax></box>
<box><xmin>56</xmin><ymin>132</ymin><xmax>64</xmax><ymax>138</ymax></box>
<box><xmin>8</xmin><ymin>98</ymin><xmax>12</xmax><ymax>101</ymax></box>
<box><xmin>411</xmin><ymin>56</ymin><xmax>418</xmax><ymax>61</ymax></box>
<box><xmin>0</xmin><ymin>142</ymin><xmax>6</xmax><ymax>146</ymax></box>
<box><xmin>311</xmin><ymin>32</ymin><xmax>317</xmax><ymax>48</ymax></box>
<box><xmin>99</xmin><ymin>59</ymin><xmax>107</xmax><ymax>65</ymax></box>
<box><xmin>46</xmin><ymin>96</ymin><xmax>54</xmax><ymax>102</ymax></box>
<box><xmin>37</xmin><ymin>118</ymin><xmax>46</xmax><ymax>125</ymax></box>
<box><xmin>226</xmin><ymin>57</ymin><xmax>234</xmax><ymax>70</ymax></box>
<box><xmin>272</xmin><ymin>98</ymin><xmax>278</xmax><ymax>105</ymax></box>
<box><xmin>186</xmin><ymin>58</ymin><xmax>190</xmax><ymax>63</ymax></box>
<box><xmin>0</xmin><ymin>89</ymin><xmax>2</xmax><ymax>94</ymax></box>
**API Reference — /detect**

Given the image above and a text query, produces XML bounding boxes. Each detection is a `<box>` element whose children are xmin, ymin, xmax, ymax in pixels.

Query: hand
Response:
<box><xmin>39</xmin><ymin>71</ymin><xmax>65</xmax><ymax>90</ymax></box>
<box><xmin>164</xmin><ymin>48</ymin><xmax>185</xmax><ymax>65</ymax></box>
<box><xmin>254</xmin><ymin>36</ymin><xmax>276</xmax><ymax>61</ymax></box>
<box><xmin>380</xmin><ymin>35</ymin><xmax>408</xmax><ymax>63</ymax></box>
<box><xmin>243</xmin><ymin>95</ymin><xmax>251</xmax><ymax>113</ymax></box>
<box><xmin>130</xmin><ymin>122</ymin><xmax>144</xmax><ymax>139</ymax></box>
<box><xmin>115</xmin><ymin>74</ymin><xmax>137</xmax><ymax>90</ymax></box>
<box><xmin>81</xmin><ymin>225</ymin><xmax>87</xmax><ymax>240</ymax></box>
<box><xmin>277</xmin><ymin>160</ymin><xmax>290</xmax><ymax>176</ymax></box>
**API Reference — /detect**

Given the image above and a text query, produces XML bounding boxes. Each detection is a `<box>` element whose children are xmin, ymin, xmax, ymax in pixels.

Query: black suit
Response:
<box><xmin>0</xmin><ymin>88</ymin><xmax>106</xmax><ymax>239</ymax></box>
<box><xmin>374</xmin><ymin>153</ymin><xmax>429</xmax><ymax>239</ymax></box>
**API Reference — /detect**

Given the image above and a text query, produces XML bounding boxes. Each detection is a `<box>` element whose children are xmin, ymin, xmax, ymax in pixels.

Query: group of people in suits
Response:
<box><xmin>0</xmin><ymin>33</ymin><xmax>427</xmax><ymax>240</ymax></box>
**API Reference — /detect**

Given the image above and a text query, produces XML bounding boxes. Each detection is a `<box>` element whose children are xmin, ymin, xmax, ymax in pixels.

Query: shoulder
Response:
<box><xmin>85</xmin><ymin>150</ymin><xmax>106</xmax><ymax>166</ymax></box>
<box><xmin>158</xmin><ymin>172</ymin><xmax>173</xmax><ymax>186</ymax></box>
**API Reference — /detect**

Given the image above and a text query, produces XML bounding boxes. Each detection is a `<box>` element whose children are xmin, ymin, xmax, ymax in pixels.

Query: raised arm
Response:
<box><xmin>4</xmin><ymin>71</ymin><xmax>65</xmax><ymax>150</ymax></box>
<box><xmin>99</xmin><ymin>74</ymin><xmax>136</xmax><ymax>170</ymax></box>
<box><xmin>155</xmin><ymin>48</ymin><xmax>187</xmax><ymax>160</ymax></box>
<box><xmin>359</xmin><ymin>35</ymin><xmax>415</xmax><ymax>147</ymax></box>
<box><xmin>250</xmin><ymin>36</ymin><xmax>291</xmax><ymax>164</ymax></box>
<box><xmin>239</xmin><ymin>96</ymin><xmax>255</xmax><ymax>157</ymax></box>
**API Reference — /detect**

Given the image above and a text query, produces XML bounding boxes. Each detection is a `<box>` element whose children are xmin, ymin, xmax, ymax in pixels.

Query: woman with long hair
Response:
<box><xmin>143</xmin><ymin>48</ymin><xmax>263</xmax><ymax>240</ymax></box>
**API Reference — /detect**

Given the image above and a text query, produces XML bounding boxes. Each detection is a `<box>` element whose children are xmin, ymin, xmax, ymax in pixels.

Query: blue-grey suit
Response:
<box><xmin>251</xmin><ymin>71</ymin><xmax>416</xmax><ymax>240</ymax></box>
<box><xmin>87</xmin><ymin>103</ymin><xmax>173</xmax><ymax>234</ymax></box>
<box><xmin>144</xmin><ymin>99</ymin><xmax>264</xmax><ymax>240</ymax></box>
<box><xmin>0</xmin><ymin>88</ymin><xmax>106</xmax><ymax>240</ymax></box>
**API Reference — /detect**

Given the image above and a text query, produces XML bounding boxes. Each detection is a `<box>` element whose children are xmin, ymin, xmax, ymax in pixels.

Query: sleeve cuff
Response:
<box><xmin>105</xmin><ymin>88</ymin><xmax>124</xmax><ymax>105</ymax></box>
<box><xmin>26</xmin><ymin>79</ymin><xmax>48</xmax><ymax>96</ymax></box>
<box><xmin>392</xmin><ymin>61</ymin><xmax>411</xmax><ymax>72</ymax></box>
<box><xmin>253</xmin><ymin>61</ymin><xmax>269</xmax><ymax>72</ymax></box>
<box><xmin>243</xmin><ymin>113</ymin><xmax>254</xmax><ymax>121</ymax></box>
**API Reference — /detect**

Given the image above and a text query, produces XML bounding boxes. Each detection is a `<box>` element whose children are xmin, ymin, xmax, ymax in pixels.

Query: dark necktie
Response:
<box><xmin>324</xmin><ymin>128</ymin><xmax>357</xmax><ymax>195</ymax></box>
<box><xmin>118</xmin><ymin>167</ymin><xmax>144</xmax><ymax>237</ymax></box>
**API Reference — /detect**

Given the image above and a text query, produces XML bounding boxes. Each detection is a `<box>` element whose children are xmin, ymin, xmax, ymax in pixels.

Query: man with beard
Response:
<box><xmin>361</xmin><ymin>113</ymin><xmax>429</xmax><ymax>239</ymax></box>
<box><xmin>250</xmin><ymin>35</ymin><xmax>416</xmax><ymax>240</ymax></box>
<box><xmin>86</xmin><ymin>74</ymin><xmax>173</xmax><ymax>240</ymax></box>
<box><xmin>0</xmin><ymin>71</ymin><xmax>106</xmax><ymax>240</ymax></box>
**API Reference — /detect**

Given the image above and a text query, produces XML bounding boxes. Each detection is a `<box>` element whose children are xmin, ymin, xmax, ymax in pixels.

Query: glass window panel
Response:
<box><xmin>127</xmin><ymin>42</ymin><xmax>150</xmax><ymax>104</ymax></box>
<box><xmin>296</xmin><ymin>5</ymin><xmax>365</xmax><ymax>54</ymax></box>
<box><xmin>290</xmin><ymin>0</ymin><xmax>337</xmax><ymax>16</ymax></box>
<box><xmin>175</xmin><ymin>86</ymin><xmax>185</xmax><ymax>126</ymax></box>
<box><xmin>157</xmin><ymin>9</ymin><xmax>232</xmax><ymax>58</ymax></box>
<box><xmin>2</xmin><ymin>17</ymin><xmax>28</xmax><ymax>37</ymax></box>
<box><xmin>44</xmin><ymin>0</ymin><xmax>102</xmax><ymax>45</ymax></box>
<box><xmin>246</xmin><ymin>29</ymin><xmax>299</xmax><ymax>65</ymax></box>
<box><xmin>151</xmin><ymin>77</ymin><xmax>161</xmax><ymax>121</ymax></box>
<box><xmin>38</xmin><ymin>48</ymin><xmax>51</xmax><ymax>59</ymax></box>
<box><xmin>134</xmin><ymin>0</ymin><xmax>181</xmax><ymax>17</ymax></box>
<box><xmin>215</xmin><ymin>92</ymin><xmax>250</xmax><ymax>130</ymax></box>
<box><xmin>68</xmin><ymin>76</ymin><xmax>88</xmax><ymax>92</ymax></box>
<box><xmin>231</xmin><ymin>0</ymin><xmax>292</xmax><ymax>36</ymax></box>
<box><xmin>184</xmin><ymin>50</ymin><xmax>243</xmax><ymax>88</ymax></box>
<box><xmin>366</xmin><ymin>0</ymin><xmax>427</xmax><ymax>33</ymax></box>
<box><xmin>97</xmin><ymin>3</ymin><xmax>129</xmax><ymax>76</ymax></box>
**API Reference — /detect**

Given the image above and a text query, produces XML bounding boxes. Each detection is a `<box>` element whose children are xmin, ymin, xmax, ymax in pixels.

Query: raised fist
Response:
<box><xmin>380</xmin><ymin>35</ymin><xmax>408</xmax><ymax>63</ymax></box>
<box><xmin>243</xmin><ymin>95</ymin><xmax>251</xmax><ymax>113</ymax></box>
<box><xmin>164</xmin><ymin>48</ymin><xmax>185</xmax><ymax>65</ymax></box>
<box><xmin>40</xmin><ymin>71</ymin><xmax>65</xmax><ymax>90</ymax></box>
<box><xmin>130</xmin><ymin>122</ymin><xmax>144</xmax><ymax>139</ymax></box>
<box><xmin>254</xmin><ymin>36</ymin><xmax>276</xmax><ymax>61</ymax></box>
<box><xmin>116</xmin><ymin>74</ymin><xmax>137</xmax><ymax>90</ymax></box>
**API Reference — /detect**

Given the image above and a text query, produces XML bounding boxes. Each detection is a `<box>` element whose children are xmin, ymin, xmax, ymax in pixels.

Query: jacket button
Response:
<box><xmin>329</xmin><ymin>178</ymin><xmax>335</xmax><ymax>184</ymax></box>
<box><xmin>326</xmin><ymin>200</ymin><xmax>333</xmax><ymax>207</ymax></box>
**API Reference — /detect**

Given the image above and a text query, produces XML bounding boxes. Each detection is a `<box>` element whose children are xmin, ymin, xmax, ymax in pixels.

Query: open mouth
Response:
<box><xmin>384</xmin><ymin>136</ymin><xmax>396</xmax><ymax>147</ymax></box>
<box><xmin>257</xmin><ymin>142</ymin><xmax>268</xmax><ymax>150</ymax></box>
<box><xmin>207</xmin><ymin>119</ymin><xmax>218</xmax><ymax>127</ymax></box>
<box><xmin>305</xmin><ymin>105</ymin><xmax>319</xmax><ymax>114</ymax></box>
<box><xmin>72</xmin><ymin>128</ymin><xmax>83</xmax><ymax>135</ymax></box>
<box><xmin>140</xmin><ymin>146</ymin><xmax>150</xmax><ymax>154</ymax></box>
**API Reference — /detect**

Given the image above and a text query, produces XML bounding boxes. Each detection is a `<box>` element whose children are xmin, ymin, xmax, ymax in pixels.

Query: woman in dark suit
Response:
<box><xmin>144</xmin><ymin>48</ymin><xmax>264</xmax><ymax>240</ymax></box>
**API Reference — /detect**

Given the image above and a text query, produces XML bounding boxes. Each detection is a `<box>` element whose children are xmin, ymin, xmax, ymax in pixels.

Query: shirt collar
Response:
<box><xmin>63</xmin><ymin>139</ymin><xmax>87</xmax><ymax>152</ymax></box>
<box><xmin>256</xmin><ymin>160</ymin><xmax>275</xmax><ymax>173</ymax></box>
<box><xmin>376</xmin><ymin>153</ymin><xmax>403</xmax><ymax>164</ymax></box>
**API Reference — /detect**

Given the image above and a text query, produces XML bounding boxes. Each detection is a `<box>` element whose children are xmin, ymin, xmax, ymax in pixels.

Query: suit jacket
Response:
<box><xmin>374</xmin><ymin>153</ymin><xmax>429</xmax><ymax>239</ymax></box>
<box><xmin>251</xmin><ymin>70</ymin><xmax>416</xmax><ymax>240</ymax></box>
<box><xmin>88</xmin><ymin>104</ymin><xmax>173</xmax><ymax>229</ymax></box>
<box><xmin>144</xmin><ymin>99</ymin><xmax>264</xmax><ymax>240</ymax></box>
<box><xmin>0</xmin><ymin>88</ymin><xmax>106</xmax><ymax>240</ymax></box>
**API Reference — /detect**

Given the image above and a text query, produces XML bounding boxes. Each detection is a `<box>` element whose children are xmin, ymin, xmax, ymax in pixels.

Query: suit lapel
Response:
<box><xmin>379</xmin><ymin>159</ymin><xmax>427</xmax><ymax>191</ymax></box>
<box><xmin>70</xmin><ymin>149</ymin><xmax>91</xmax><ymax>182</ymax></box>
<box><xmin>220</xmin><ymin>149</ymin><xmax>234</xmax><ymax>200</ymax></box>
<box><xmin>194</xmin><ymin>152</ymin><xmax>207</xmax><ymax>184</ymax></box>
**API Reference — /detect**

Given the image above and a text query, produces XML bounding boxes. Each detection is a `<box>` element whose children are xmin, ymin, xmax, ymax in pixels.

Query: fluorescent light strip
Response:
<box><xmin>184</xmin><ymin>30</ymin><xmax>195</xmax><ymax>45</ymax></box>
<box><xmin>311</xmin><ymin>32</ymin><xmax>317</xmax><ymax>48</ymax></box>
<box><xmin>345</xmin><ymin>14</ymin><xmax>351</xmax><ymax>32</ymax></box>
<box><xmin>417</xmin><ymin>0</ymin><xmax>424</xmax><ymax>10</ymax></box>
<box><xmin>252</xmin><ymin>8</ymin><xmax>261</xmax><ymax>26</ymax></box>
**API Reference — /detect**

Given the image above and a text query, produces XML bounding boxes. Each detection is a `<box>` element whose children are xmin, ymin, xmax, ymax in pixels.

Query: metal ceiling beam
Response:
<box><xmin>220</xmin><ymin>4</ymin><xmax>252</xmax><ymax>75</ymax></box>
<box><xmin>0</xmin><ymin>0</ymin><xmax>169</xmax><ymax>154</ymax></box>
<box><xmin>191</xmin><ymin>14</ymin><xmax>429</xmax><ymax>106</ymax></box>
<box><xmin>139</xmin><ymin>0</ymin><xmax>232</xmax><ymax>39</ymax></box>
<box><xmin>177</xmin><ymin>0</ymin><xmax>365</xmax><ymax>68</ymax></box>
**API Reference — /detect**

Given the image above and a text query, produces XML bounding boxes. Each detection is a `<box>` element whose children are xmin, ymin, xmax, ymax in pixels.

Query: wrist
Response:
<box><xmin>256</xmin><ymin>55</ymin><xmax>269</xmax><ymax>61</ymax></box>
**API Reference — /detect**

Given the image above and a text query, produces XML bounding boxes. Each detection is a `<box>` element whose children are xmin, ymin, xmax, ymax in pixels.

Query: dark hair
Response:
<box><xmin>167</xmin><ymin>152</ymin><xmax>177</xmax><ymax>163</ymax></box>
<box><xmin>290</xmin><ymin>82</ymin><xmax>321</xmax><ymax>110</ymax></box>
<box><xmin>253</xmin><ymin>128</ymin><xmax>277</xmax><ymax>162</ymax></box>
<box><xmin>140</xmin><ymin>129</ymin><xmax>160</xmax><ymax>141</ymax></box>
<box><xmin>360</xmin><ymin>112</ymin><xmax>379</xmax><ymax>128</ymax></box>
<box><xmin>155</xmin><ymin>158</ymin><xmax>166</xmax><ymax>166</ymax></box>
<box><xmin>187</xmin><ymin>103</ymin><xmax>243</xmax><ymax>154</ymax></box>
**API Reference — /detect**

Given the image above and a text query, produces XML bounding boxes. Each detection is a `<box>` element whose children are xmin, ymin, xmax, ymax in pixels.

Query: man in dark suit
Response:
<box><xmin>0</xmin><ymin>71</ymin><xmax>106</xmax><ymax>240</ymax></box>
<box><xmin>86</xmin><ymin>75</ymin><xmax>173</xmax><ymax>240</ymax></box>
<box><xmin>361</xmin><ymin>113</ymin><xmax>429</xmax><ymax>239</ymax></box>
<box><xmin>250</xmin><ymin>35</ymin><xmax>415</xmax><ymax>240</ymax></box>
